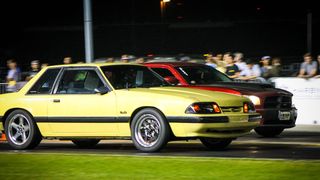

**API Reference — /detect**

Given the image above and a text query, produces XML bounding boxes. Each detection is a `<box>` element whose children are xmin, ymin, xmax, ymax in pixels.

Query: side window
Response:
<box><xmin>56</xmin><ymin>69</ymin><xmax>104</xmax><ymax>94</ymax></box>
<box><xmin>28</xmin><ymin>68</ymin><xmax>61</xmax><ymax>94</ymax></box>
<box><xmin>151</xmin><ymin>68</ymin><xmax>174</xmax><ymax>77</ymax></box>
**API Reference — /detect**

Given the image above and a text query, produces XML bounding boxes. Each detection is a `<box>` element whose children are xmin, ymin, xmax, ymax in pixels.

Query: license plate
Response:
<box><xmin>278</xmin><ymin>111</ymin><xmax>291</xmax><ymax>121</ymax></box>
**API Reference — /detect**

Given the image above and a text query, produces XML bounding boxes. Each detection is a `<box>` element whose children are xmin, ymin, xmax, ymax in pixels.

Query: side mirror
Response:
<box><xmin>164</xmin><ymin>76</ymin><xmax>179</xmax><ymax>85</ymax></box>
<box><xmin>94</xmin><ymin>86</ymin><xmax>110</xmax><ymax>95</ymax></box>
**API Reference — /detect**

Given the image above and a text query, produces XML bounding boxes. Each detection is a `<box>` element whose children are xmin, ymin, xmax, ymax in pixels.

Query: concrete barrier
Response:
<box><xmin>270</xmin><ymin>77</ymin><xmax>320</xmax><ymax>125</ymax></box>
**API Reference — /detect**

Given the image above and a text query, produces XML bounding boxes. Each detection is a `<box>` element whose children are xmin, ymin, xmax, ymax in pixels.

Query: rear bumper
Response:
<box><xmin>257</xmin><ymin>107</ymin><xmax>297</xmax><ymax>128</ymax></box>
<box><xmin>168</xmin><ymin>115</ymin><xmax>261</xmax><ymax>138</ymax></box>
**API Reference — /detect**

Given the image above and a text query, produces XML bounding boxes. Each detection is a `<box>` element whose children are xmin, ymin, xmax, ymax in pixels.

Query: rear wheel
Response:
<box><xmin>255</xmin><ymin>127</ymin><xmax>284</xmax><ymax>137</ymax></box>
<box><xmin>4</xmin><ymin>110</ymin><xmax>42</xmax><ymax>150</ymax></box>
<box><xmin>200</xmin><ymin>138</ymin><xmax>232</xmax><ymax>150</ymax></box>
<box><xmin>131</xmin><ymin>108</ymin><xmax>170</xmax><ymax>152</ymax></box>
<box><xmin>71</xmin><ymin>139</ymin><xmax>100</xmax><ymax>148</ymax></box>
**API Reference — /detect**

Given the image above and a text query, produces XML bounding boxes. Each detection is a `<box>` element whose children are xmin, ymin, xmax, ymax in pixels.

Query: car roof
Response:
<box><xmin>45</xmin><ymin>62</ymin><xmax>144</xmax><ymax>69</ymax></box>
<box><xmin>145</xmin><ymin>62</ymin><xmax>204</xmax><ymax>67</ymax></box>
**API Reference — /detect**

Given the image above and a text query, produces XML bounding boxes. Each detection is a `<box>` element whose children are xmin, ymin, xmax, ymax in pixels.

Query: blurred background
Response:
<box><xmin>0</xmin><ymin>0</ymin><xmax>319</xmax><ymax>66</ymax></box>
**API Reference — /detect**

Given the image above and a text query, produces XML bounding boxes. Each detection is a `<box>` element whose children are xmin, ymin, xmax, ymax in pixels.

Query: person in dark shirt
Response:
<box><xmin>25</xmin><ymin>60</ymin><xmax>40</xmax><ymax>81</ymax></box>
<box><xmin>224</xmin><ymin>52</ymin><xmax>240</xmax><ymax>79</ymax></box>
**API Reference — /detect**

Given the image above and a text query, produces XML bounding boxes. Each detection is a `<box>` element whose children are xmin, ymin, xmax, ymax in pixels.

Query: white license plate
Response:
<box><xmin>278</xmin><ymin>111</ymin><xmax>291</xmax><ymax>121</ymax></box>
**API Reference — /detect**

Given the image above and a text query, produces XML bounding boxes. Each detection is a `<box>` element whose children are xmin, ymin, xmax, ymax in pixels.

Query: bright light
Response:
<box><xmin>163</xmin><ymin>0</ymin><xmax>170</xmax><ymax>3</ymax></box>
<box><xmin>245</xmin><ymin>95</ymin><xmax>261</xmax><ymax>106</ymax></box>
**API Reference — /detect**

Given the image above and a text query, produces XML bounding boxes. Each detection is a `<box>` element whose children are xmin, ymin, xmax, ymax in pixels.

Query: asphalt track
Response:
<box><xmin>0</xmin><ymin>131</ymin><xmax>319</xmax><ymax>160</ymax></box>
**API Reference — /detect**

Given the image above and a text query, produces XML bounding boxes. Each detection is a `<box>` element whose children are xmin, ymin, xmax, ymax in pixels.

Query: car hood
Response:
<box><xmin>126</xmin><ymin>86</ymin><xmax>248</xmax><ymax>107</ymax></box>
<box><xmin>200</xmin><ymin>82</ymin><xmax>293</xmax><ymax>96</ymax></box>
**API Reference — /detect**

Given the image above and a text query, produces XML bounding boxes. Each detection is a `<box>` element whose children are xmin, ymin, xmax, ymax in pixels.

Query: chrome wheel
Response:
<box><xmin>8</xmin><ymin>114</ymin><xmax>31</xmax><ymax>146</ymax></box>
<box><xmin>134</xmin><ymin>114</ymin><xmax>161</xmax><ymax>148</ymax></box>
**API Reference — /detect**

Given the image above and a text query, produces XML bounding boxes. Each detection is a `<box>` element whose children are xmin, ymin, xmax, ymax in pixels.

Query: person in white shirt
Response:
<box><xmin>239</xmin><ymin>59</ymin><xmax>262</xmax><ymax>80</ymax></box>
<box><xmin>234</xmin><ymin>52</ymin><xmax>248</xmax><ymax>76</ymax></box>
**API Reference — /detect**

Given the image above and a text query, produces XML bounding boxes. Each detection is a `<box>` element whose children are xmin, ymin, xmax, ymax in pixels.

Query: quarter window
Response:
<box><xmin>56</xmin><ymin>69</ymin><xmax>104</xmax><ymax>94</ymax></box>
<box><xmin>28</xmin><ymin>68</ymin><xmax>61</xmax><ymax>94</ymax></box>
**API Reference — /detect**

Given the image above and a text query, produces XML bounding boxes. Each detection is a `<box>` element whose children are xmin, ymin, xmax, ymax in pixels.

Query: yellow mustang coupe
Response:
<box><xmin>0</xmin><ymin>63</ymin><xmax>261</xmax><ymax>152</ymax></box>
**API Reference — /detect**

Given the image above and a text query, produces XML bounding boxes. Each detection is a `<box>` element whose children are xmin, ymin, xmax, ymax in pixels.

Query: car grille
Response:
<box><xmin>264</xmin><ymin>96</ymin><xmax>292</xmax><ymax>109</ymax></box>
<box><xmin>221</xmin><ymin>106</ymin><xmax>242</xmax><ymax>113</ymax></box>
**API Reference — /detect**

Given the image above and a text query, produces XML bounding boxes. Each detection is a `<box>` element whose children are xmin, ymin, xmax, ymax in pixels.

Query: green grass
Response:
<box><xmin>0</xmin><ymin>153</ymin><xmax>319</xmax><ymax>180</ymax></box>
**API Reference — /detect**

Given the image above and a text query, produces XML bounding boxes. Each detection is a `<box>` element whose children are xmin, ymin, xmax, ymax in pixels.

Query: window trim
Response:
<box><xmin>26</xmin><ymin>68</ymin><xmax>62</xmax><ymax>95</ymax></box>
<box><xmin>52</xmin><ymin>67</ymin><xmax>111</xmax><ymax>95</ymax></box>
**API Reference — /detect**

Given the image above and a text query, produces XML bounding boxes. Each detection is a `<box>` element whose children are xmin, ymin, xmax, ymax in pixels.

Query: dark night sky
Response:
<box><xmin>0</xmin><ymin>0</ymin><xmax>319</xmax><ymax>67</ymax></box>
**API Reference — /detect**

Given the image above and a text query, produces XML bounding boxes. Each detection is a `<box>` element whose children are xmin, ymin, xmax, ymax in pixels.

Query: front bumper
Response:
<box><xmin>168</xmin><ymin>114</ymin><xmax>261</xmax><ymax>138</ymax></box>
<box><xmin>257</xmin><ymin>107</ymin><xmax>297</xmax><ymax>128</ymax></box>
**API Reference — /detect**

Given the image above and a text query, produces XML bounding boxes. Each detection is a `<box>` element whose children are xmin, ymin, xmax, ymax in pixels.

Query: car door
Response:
<box><xmin>47</xmin><ymin>67</ymin><xmax>118</xmax><ymax>136</ymax></box>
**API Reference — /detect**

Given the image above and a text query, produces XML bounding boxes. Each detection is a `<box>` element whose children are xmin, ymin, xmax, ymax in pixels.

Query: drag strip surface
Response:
<box><xmin>1</xmin><ymin>131</ymin><xmax>319</xmax><ymax>160</ymax></box>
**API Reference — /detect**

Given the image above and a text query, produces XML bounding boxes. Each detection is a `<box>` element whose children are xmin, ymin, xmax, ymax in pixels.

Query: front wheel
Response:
<box><xmin>71</xmin><ymin>139</ymin><xmax>100</xmax><ymax>148</ymax></box>
<box><xmin>255</xmin><ymin>127</ymin><xmax>284</xmax><ymax>137</ymax></box>
<box><xmin>199</xmin><ymin>138</ymin><xmax>232</xmax><ymax>150</ymax></box>
<box><xmin>131</xmin><ymin>108</ymin><xmax>171</xmax><ymax>152</ymax></box>
<box><xmin>4</xmin><ymin>110</ymin><xmax>42</xmax><ymax>150</ymax></box>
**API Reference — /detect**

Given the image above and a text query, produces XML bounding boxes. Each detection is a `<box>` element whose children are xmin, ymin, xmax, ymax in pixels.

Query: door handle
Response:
<box><xmin>53</xmin><ymin>99</ymin><xmax>60</xmax><ymax>103</ymax></box>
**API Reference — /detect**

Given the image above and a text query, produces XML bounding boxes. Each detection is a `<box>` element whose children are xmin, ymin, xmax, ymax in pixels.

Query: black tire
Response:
<box><xmin>199</xmin><ymin>138</ymin><xmax>232</xmax><ymax>150</ymax></box>
<box><xmin>254</xmin><ymin>127</ymin><xmax>284</xmax><ymax>137</ymax></box>
<box><xmin>4</xmin><ymin>110</ymin><xmax>42</xmax><ymax>150</ymax></box>
<box><xmin>71</xmin><ymin>139</ymin><xmax>100</xmax><ymax>148</ymax></box>
<box><xmin>131</xmin><ymin>108</ymin><xmax>170</xmax><ymax>152</ymax></box>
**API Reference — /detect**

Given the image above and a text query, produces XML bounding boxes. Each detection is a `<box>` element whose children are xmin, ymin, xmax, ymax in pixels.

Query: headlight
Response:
<box><xmin>185</xmin><ymin>102</ymin><xmax>221</xmax><ymax>114</ymax></box>
<box><xmin>243</xmin><ymin>102</ymin><xmax>256</xmax><ymax>113</ymax></box>
<box><xmin>244</xmin><ymin>95</ymin><xmax>261</xmax><ymax>106</ymax></box>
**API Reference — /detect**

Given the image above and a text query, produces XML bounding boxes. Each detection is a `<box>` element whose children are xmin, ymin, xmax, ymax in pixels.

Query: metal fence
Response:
<box><xmin>0</xmin><ymin>83</ymin><xmax>8</xmax><ymax>94</ymax></box>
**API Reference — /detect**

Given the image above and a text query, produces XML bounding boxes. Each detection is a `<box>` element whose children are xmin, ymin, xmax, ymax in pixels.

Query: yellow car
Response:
<box><xmin>0</xmin><ymin>63</ymin><xmax>261</xmax><ymax>152</ymax></box>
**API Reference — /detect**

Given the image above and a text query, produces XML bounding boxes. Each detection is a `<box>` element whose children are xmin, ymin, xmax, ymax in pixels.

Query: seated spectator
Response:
<box><xmin>135</xmin><ymin>57</ymin><xmax>145</xmax><ymax>64</ymax></box>
<box><xmin>234</xmin><ymin>52</ymin><xmax>248</xmax><ymax>75</ymax></box>
<box><xmin>63</xmin><ymin>57</ymin><xmax>72</xmax><ymax>64</ymax></box>
<box><xmin>205</xmin><ymin>53</ymin><xmax>217</xmax><ymax>68</ymax></box>
<box><xmin>41</xmin><ymin>63</ymin><xmax>49</xmax><ymax>69</ymax></box>
<box><xmin>25</xmin><ymin>60</ymin><xmax>40</xmax><ymax>81</ymax></box>
<box><xmin>260</xmin><ymin>56</ymin><xmax>272</xmax><ymax>78</ymax></box>
<box><xmin>214</xmin><ymin>53</ymin><xmax>226</xmax><ymax>73</ymax></box>
<box><xmin>297</xmin><ymin>53</ymin><xmax>317</xmax><ymax>78</ymax></box>
<box><xmin>224</xmin><ymin>52</ymin><xmax>240</xmax><ymax>79</ymax></box>
<box><xmin>238</xmin><ymin>59</ymin><xmax>261</xmax><ymax>80</ymax></box>
<box><xmin>269</xmin><ymin>57</ymin><xmax>282</xmax><ymax>77</ymax></box>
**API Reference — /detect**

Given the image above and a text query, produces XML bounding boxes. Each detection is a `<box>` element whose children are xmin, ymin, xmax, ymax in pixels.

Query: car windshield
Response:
<box><xmin>101</xmin><ymin>65</ymin><xmax>170</xmax><ymax>89</ymax></box>
<box><xmin>175</xmin><ymin>65</ymin><xmax>232</xmax><ymax>85</ymax></box>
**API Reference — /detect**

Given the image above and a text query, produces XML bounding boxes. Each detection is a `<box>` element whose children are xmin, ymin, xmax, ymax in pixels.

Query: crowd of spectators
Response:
<box><xmin>1</xmin><ymin>52</ymin><xmax>320</xmax><ymax>92</ymax></box>
<box><xmin>205</xmin><ymin>52</ymin><xmax>320</xmax><ymax>82</ymax></box>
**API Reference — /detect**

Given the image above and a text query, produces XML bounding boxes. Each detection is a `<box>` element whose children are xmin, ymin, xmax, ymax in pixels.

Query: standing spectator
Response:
<box><xmin>297</xmin><ymin>53</ymin><xmax>317</xmax><ymax>78</ymax></box>
<box><xmin>63</xmin><ymin>57</ymin><xmax>73</xmax><ymax>64</ymax></box>
<box><xmin>260</xmin><ymin>56</ymin><xmax>272</xmax><ymax>78</ymax></box>
<box><xmin>205</xmin><ymin>53</ymin><xmax>217</xmax><ymax>68</ymax></box>
<box><xmin>239</xmin><ymin>59</ymin><xmax>261</xmax><ymax>80</ymax></box>
<box><xmin>315</xmin><ymin>54</ymin><xmax>320</xmax><ymax>78</ymax></box>
<box><xmin>6</xmin><ymin>59</ymin><xmax>21</xmax><ymax>92</ymax></box>
<box><xmin>224</xmin><ymin>52</ymin><xmax>240</xmax><ymax>79</ymax></box>
<box><xmin>234</xmin><ymin>52</ymin><xmax>247</xmax><ymax>75</ymax></box>
<box><xmin>26</xmin><ymin>60</ymin><xmax>40</xmax><ymax>81</ymax></box>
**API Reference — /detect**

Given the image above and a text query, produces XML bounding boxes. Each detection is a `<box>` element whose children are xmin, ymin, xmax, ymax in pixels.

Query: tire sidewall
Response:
<box><xmin>4</xmin><ymin>110</ymin><xmax>39</xmax><ymax>149</ymax></box>
<box><xmin>131</xmin><ymin>108</ymin><xmax>170</xmax><ymax>152</ymax></box>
